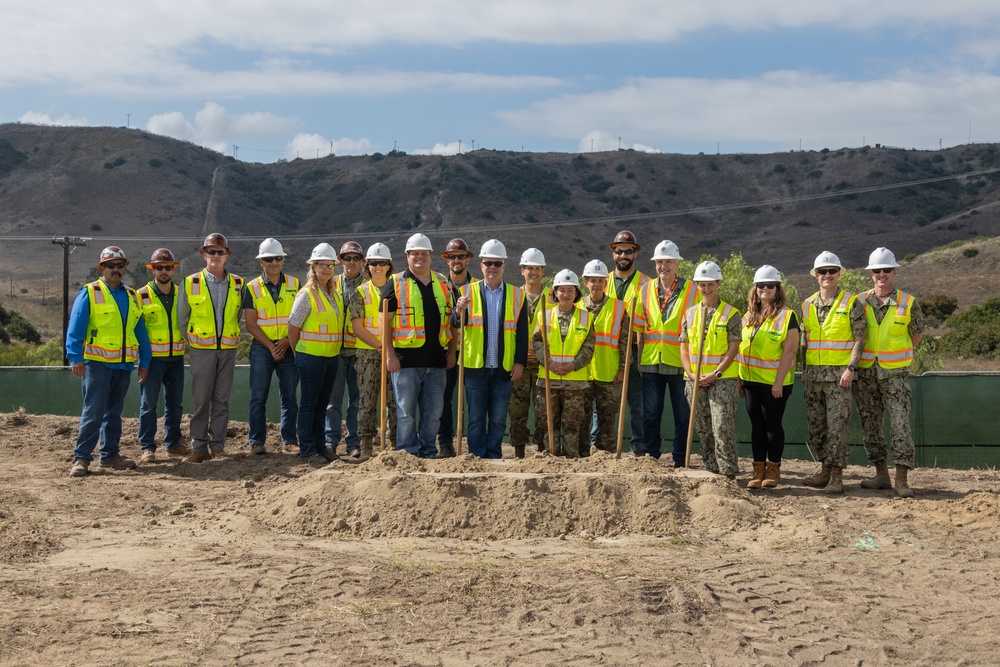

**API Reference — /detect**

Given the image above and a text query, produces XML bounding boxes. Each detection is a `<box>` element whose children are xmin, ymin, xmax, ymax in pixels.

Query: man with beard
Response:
<box><xmin>608</xmin><ymin>230</ymin><xmax>649</xmax><ymax>454</ymax></box>
<box><xmin>437</xmin><ymin>238</ymin><xmax>476</xmax><ymax>457</ymax></box>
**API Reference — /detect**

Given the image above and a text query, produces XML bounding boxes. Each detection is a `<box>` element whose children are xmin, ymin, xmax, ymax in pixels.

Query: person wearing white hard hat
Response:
<box><xmin>737</xmin><ymin>265</ymin><xmax>799</xmax><ymax>490</ymax></box>
<box><xmin>508</xmin><ymin>247</ymin><xmax>551</xmax><ymax>458</ymax></box>
<box><xmin>325</xmin><ymin>241</ymin><xmax>366</xmax><ymax>458</ymax></box>
<box><xmin>532</xmin><ymin>269</ymin><xmax>595</xmax><ymax>457</ymax></box>
<box><xmin>579</xmin><ymin>259</ymin><xmax>629</xmax><ymax>454</ymax></box>
<box><xmin>67</xmin><ymin>246</ymin><xmax>152</xmax><ymax>477</ymax></box>
<box><xmin>286</xmin><ymin>243</ymin><xmax>344</xmax><ymax>464</ymax></box>
<box><xmin>242</xmin><ymin>238</ymin><xmax>300</xmax><ymax>456</ymax></box>
<box><xmin>437</xmin><ymin>238</ymin><xmax>477</xmax><ymax>458</ymax></box>
<box><xmin>799</xmin><ymin>250</ymin><xmax>867</xmax><ymax>493</ymax></box>
<box><xmin>680</xmin><ymin>261</ymin><xmax>742</xmax><ymax>479</ymax></box>
<box><xmin>177</xmin><ymin>233</ymin><xmax>245</xmax><ymax>463</ymax></box>
<box><xmin>608</xmin><ymin>230</ymin><xmax>650</xmax><ymax>452</ymax></box>
<box><xmin>348</xmin><ymin>243</ymin><xmax>397</xmax><ymax>460</ymax></box>
<box><xmin>633</xmin><ymin>240</ymin><xmax>700</xmax><ymax>465</ymax></box>
<box><xmin>381</xmin><ymin>233</ymin><xmax>457</xmax><ymax>458</ymax></box>
<box><xmin>452</xmin><ymin>239</ymin><xmax>528</xmax><ymax>458</ymax></box>
<box><xmin>853</xmin><ymin>248</ymin><xmax>925</xmax><ymax>498</ymax></box>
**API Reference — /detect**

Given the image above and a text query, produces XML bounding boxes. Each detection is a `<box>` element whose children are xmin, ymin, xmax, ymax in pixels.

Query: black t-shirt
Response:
<box><xmin>380</xmin><ymin>270</ymin><xmax>447</xmax><ymax>368</ymax></box>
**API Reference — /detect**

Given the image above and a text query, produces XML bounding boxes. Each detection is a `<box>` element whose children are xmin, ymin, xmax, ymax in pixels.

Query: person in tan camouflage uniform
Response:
<box><xmin>852</xmin><ymin>247</ymin><xmax>925</xmax><ymax>498</ymax></box>
<box><xmin>509</xmin><ymin>248</ymin><xmax>550</xmax><ymax>458</ymax></box>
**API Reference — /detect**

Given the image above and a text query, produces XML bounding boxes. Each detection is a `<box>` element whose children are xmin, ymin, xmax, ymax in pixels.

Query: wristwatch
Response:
<box><xmin>847</xmin><ymin>364</ymin><xmax>858</xmax><ymax>372</ymax></box>
<box><xmin>714</xmin><ymin>370</ymin><xmax>723</xmax><ymax>378</ymax></box>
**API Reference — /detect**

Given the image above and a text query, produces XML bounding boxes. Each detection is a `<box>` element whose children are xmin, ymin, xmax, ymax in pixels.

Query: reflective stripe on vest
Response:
<box><xmin>540</xmin><ymin>306</ymin><xmax>592</xmax><ymax>381</ymax></box>
<box><xmin>391</xmin><ymin>271</ymin><xmax>453</xmax><ymax>349</ymax></box>
<box><xmin>607</xmin><ymin>271</ymin><xmax>649</xmax><ymax>308</ymax></box>
<box><xmin>685</xmin><ymin>302</ymin><xmax>739</xmax><ymax>378</ymax></box>
<box><xmin>295</xmin><ymin>287</ymin><xmax>344</xmax><ymax>357</ymax></box>
<box><xmin>461</xmin><ymin>283</ymin><xmax>524</xmax><ymax>371</ymax></box>
<box><xmin>589</xmin><ymin>298</ymin><xmax>626</xmax><ymax>382</ymax></box>
<box><xmin>737</xmin><ymin>307</ymin><xmax>795</xmax><ymax>386</ymax></box>
<box><xmin>636</xmin><ymin>278</ymin><xmax>699</xmax><ymax>368</ymax></box>
<box><xmin>800</xmin><ymin>290</ymin><xmax>857</xmax><ymax>367</ymax></box>
<box><xmin>859</xmin><ymin>289</ymin><xmax>915</xmax><ymax>369</ymax></box>
<box><xmin>354</xmin><ymin>281</ymin><xmax>383</xmax><ymax>351</ymax></box>
<box><xmin>138</xmin><ymin>282</ymin><xmax>184</xmax><ymax>357</ymax></box>
<box><xmin>83</xmin><ymin>280</ymin><xmax>141</xmax><ymax>363</ymax></box>
<box><xmin>184</xmin><ymin>270</ymin><xmax>244</xmax><ymax>350</ymax></box>
<box><xmin>248</xmin><ymin>274</ymin><xmax>299</xmax><ymax>340</ymax></box>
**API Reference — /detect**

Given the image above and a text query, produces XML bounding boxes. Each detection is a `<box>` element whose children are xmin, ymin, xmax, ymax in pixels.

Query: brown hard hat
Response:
<box><xmin>338</xmin><ymin>241</ymin><xmax>364</xmax><ymax>258</ymax></box>
<box><xmin>147</xmin><ymin>248</ymin><xmax>178</xmax><ymax>267</ymax></box>
<box><xmin>98</xmin><ymin>246</ymin><xmax>128</xmax><ymax>265</ymax></box>
<box><xmin>201</xmin><ymin>232</ymin><xmax>230</xmax><ymax>253</ymax></box>
<box><xmin>610</xmin><ymin>230</ymin><xmax>640</xmax><ymax>250</ymax></box>
<box><xmin>441</xmin><ymin>238</ymin><xmax>473</xmax><ymax>259</ymax></box>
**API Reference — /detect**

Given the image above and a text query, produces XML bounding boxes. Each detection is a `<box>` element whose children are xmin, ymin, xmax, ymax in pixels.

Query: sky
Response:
<box><xmin>5</xmin><ymin>1</ymin><xmax>1000</xmax><ymax>163</ymax></box>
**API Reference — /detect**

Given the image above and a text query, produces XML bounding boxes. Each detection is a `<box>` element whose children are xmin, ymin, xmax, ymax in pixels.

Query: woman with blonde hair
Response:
<box><xmin>737</xmin><ymin>265</ymin><xmax>799</xmax><ymax>489</ymax></box>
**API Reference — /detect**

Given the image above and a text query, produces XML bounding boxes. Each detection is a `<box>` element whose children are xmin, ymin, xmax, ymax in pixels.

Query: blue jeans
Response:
<box><xmin>392</xmin><ymin>367</ymin><xmax>446</xmax><ymax>458</ymax></box>
<box><xmin>138</xmin><ymin>356</ymin><xmax>185</xmax><ymax>452</ymax></box>
<box><xmin>296</xmin><ymin>352</ymin><xmax>338</xmax><ymax>458</ymax></box>
<box><xmin>464</xmin><ymin>367</ymin><xmax>513</xmax><ymax>459</ymax></box>
<box><xmin>626</xmin><ymin>355</ymin><xmax>644</xmax><ymax>451</ymax></box>
<box><xmin>438</xmin><ymin>364</ymin><xmax>459</xmax><ymax>449</ymax></box>
<box><xmin>73</xmin><ymin>361</ymin><xmax>133</xmax><ymax>463</ymax></box>
<box><xmin>325</xmin><ymin>353</ymin><xmax>360</xmax><ymax>449</ymax></box>
<box><xmin>641</xmin><ymin>372</ymin><xmax>689</xmax><ymax>465</ymax></box>
<box><xmin>248</xmin><ymin>340</ymin><xmax>299</xmax><ymax>446</ymax></box>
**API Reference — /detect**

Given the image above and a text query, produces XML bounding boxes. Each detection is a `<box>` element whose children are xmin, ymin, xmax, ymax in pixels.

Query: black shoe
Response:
<box><xmin>319</xmin><ymin>448</ymin><xmax>338</xmax><ymax>463</ymax></box>
<box><xmin>437</xmin><ymin>446</ymin><xmax>456</xmax><ymax>459</ymax></box>
<box><xmin>346</xmin><ymin>447</ymin><xmax>361</xmax><ymax>459</ymax></box>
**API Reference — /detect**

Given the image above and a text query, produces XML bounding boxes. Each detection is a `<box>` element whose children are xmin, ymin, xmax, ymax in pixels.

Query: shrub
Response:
<box><xmin>940</xmin><ymin>298</ymin><xmax>1000</xmax><ymax>358</ymax></box>
<box><xmin>921</xmin><ymin>294</ymin><xmax>958</xmax><ymax>323</ymax></box>
<box><xmin>773</xmin><ymin>164</ymin><xmax>787</xmax><ymax>173</ymax></box>
<box><xmin>963</xmin><ymin>248</ymin><xmax>979</xmax><ymax>258</ymax></box>
<box><xmin>148</xmin><ymin>158</ymin><xmax>163</xmax><ymax>168</ymax></box>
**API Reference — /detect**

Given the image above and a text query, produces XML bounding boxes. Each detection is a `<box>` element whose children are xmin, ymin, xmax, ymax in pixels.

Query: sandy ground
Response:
<box><xmin>2</xmin><ymin>410</ymin><xmax>999</xmax><ymax>667</ymax></box>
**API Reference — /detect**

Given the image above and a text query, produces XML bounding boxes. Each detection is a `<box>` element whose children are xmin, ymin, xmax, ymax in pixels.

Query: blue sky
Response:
<box><xmin>5</xmin><ymin>1</ymin><xmax>1000</xmax><ymax>162</ymax></box>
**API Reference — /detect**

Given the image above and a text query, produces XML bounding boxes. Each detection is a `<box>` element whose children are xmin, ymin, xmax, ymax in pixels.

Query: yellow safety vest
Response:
<box><xmin>801</xmin><ymin>290</ymin><xmax>858</xmax><ymax>367</ymax></box>
<box><xmin>353</xmin><ymin>280</ymin><xmax>385</xmax><ymax>352</ymax></box>
<box><xmin>539</xmin><ymin>306</ymin><xmax>592</xmax><ymax>381</ymax></box>
<box><xmin>137</xmin><ymin>282</ymin><xmax>184</xmax><ymax>358</ymax></box>
<box><xmin>334</xmin><ymin>273</ymin><xmax>359</xmax><ymax>348</ymax></box>
<box><xmin>685</xmin><ymin>302</ymin><xmax>739</xmax><ymax>378</ymax></box>
<box><xmin>635</xmin><ymin>278</ymin><xmax>700</xmax><ymax>368</ymax></box>
<box><xmin>588</xmin><ymin>298</ymin><xmax>626</xmax><ymax>382</ymax></box>
<box><xmin>607</xmin><ymin>270</ymin><xmax>649</xmax><ymax>310</ymax></box>
<box><xmin>295</xmin><ymin>287</ymin><xmax>344</xmax><ymax>357</ymax></box>
<box><xmin>390</xmin><ymin>271</ymin><xmax>452</xmax><ymax>349</ymax></box>
<box><xmin>247</xmin><ymin>274</ymin><xmax>299</xmax><ymax>340</ymax></box>
<box><xmin>738</xmin><ymin>308</ymin><xmax>796</xmax><ymax>385</ymax></box>
<box><xmin>184</xmin><ymin>270</ymin><xmax>244</xmax><ymax>350</ymax></box>
<box><xmin>461</xmin><ymin>283</ymin><xmax>524</xmax><ymax>371</ymax></box>
<box><xmin>859</xmin><ymin>289</ymin><xmax>915</xmax><ymax>369</ymax></box>
<box><xmin>83</xmin><ymin>280</ymin><xmax>141</xmax><ymax>364</ymax></box>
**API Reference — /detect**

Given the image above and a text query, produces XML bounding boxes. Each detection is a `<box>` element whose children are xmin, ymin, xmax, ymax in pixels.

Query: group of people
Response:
<box><xmin>65</xmin><ymin>230</ymin><xmax>923</xmax><ymax>498</ymax></box>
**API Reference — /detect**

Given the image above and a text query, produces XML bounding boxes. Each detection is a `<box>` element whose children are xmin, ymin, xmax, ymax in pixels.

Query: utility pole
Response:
<box><xmin>126</xmin><ymin>113</ymin><xmax>131</xmax><ymax>129</ymax></box>
<box><xmin>330</xmin><ymin>140</ymin><xmax>334</xmax><ymax>156</ymax></box>
<box><xmin>52</xmin><ymin>236</ymin><xmax>89</xmax><ymax>366</ymax></box>
<box><xmin>458</xmin><ymin>140</ymin><xmax>462</xmax><ymax>154</ymax></box>
<box><xmin>618</xmin><ymin>136</ymin><xmax>621</xmax><ymax>150</ymax></box>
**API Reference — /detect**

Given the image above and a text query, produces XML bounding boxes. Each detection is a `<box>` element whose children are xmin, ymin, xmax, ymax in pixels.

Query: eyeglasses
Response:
<box><xmin>612</xmin><ymin>248</ymin><xmax>636</xmax><ymax>256</ymax></box>
<box><xmin>871</xmin><ymin>268</ymin><xmax>894</xmax><ymax>274</ymax></box>
<box><xmin>367</xmin><ymin>260</ymin><xmax>389</xmax><ymax>268</ymax></box>
<box><xmin>261</xmin><ymin>256</ymin><xmax>283</xmax><ymax>263</ymax></box>
<box><xmin>341</xmin><ymin>255</ymin><xmax>364</xmax><ymax>262</ymax></box>
<box><xmin>482</xmin><ymin>260</ymin><xmax>504</xmax><ymax>268</ymax></box>
<box><xmin>756</xmin><ymin>283</ymin><xmax>778</xmax><ymax>290</ymax></box>
<box><xmin>445</xmin><ymin>253</ymin><xmax>470</xmax><ymax>261</ymax></box>
<box><xmin>815</xmin><ymin>268</ymin><xmax>840</xmax><ymax>276</ymax></box>
<box><xmin>103</xmin><ymin>261</ymin><xmax>126</xmax><ymax>270</ymax></box>
<box><xmin>153</xmin><ymin>265</ymin><xmax>175</xmax><ymax>272</ymax></box>
<box><xmin>204</xmin><ymin>249</ymin><xmax>227</xmax><ymax>256</ymax></box>
<box><xmin>314</xmin><ymin>263</ymin><xmax>337</xmax><ymax>271</ymax></box>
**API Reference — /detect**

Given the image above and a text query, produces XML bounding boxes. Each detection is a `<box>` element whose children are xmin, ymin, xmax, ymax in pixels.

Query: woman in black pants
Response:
<box><xmin>737</xmin><ymin>265</ymin><xmax>799</xmax><ymax>489</ymax></box>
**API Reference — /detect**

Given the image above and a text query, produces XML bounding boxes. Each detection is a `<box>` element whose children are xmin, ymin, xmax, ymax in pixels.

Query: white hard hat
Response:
<box><xmin>308</xmin><ymin>243</ymin><xmax>339</xmax><ymax>264</ymax></box>
<box><xmin>582</xmin><ymin>259</ymin><xmax>609</xmax><ymax>277</ymax></box>
<box><xmin>693</xmin><ymin>261</ymin><xmax>722</xmax><ymax>282</ymax></box>
<box><xmin>866</xmin><ymin>247</ymin><xmax>899</xmax><ymax>271</ymax></box>
<box><xmin>405</xmin><ymin>233</ymin><xmax>433</xmax><ymax>252</ymax></box>
<box><xmin>520</xmin><ymin>248</ymin><xmax>546</xmax><ymax>267</ymax></box>
<box><xmin>366</xmin><ymin>243</ymin><xmax>392</xmax><ymax>261</ymax></box>
<box><xmin>479</xmin><ymin>239</ymin><xmax>507</xmax><ymax>260</ymax></box>
<box><xmin>753</xmin><ymin>265</ymin><xmax>782</xmax><ymax>284</ymax></box>
<box><xmin>651</xmin><ymin>240</ymin><xmax>682</xmax><ymax>261</ymax></box>
<box><xmin>810</xmin><ymin>250</ymin><xmax>844</xmax><ymax>277</ymax></box>
<box><xmin>552</xmin><ymin>269</ymin><xmax>580</xmax><ymax>288</ymax></box>
<box><xmin>256</xmin><ymin>237</ymin><xmax>286</xmax><ymax>259</ymax></box>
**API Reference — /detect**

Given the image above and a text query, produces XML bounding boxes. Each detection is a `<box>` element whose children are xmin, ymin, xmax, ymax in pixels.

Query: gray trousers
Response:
<box><xmin>188</xmin><ymin>349</ymin><xmax>237</xmax><ymax>453</ymax></box>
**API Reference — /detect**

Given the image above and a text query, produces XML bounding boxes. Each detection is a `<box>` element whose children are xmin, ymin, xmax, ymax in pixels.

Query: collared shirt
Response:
<box><xmin>177</xmin><ymin>269</ymin><xmax>245</xmax><ymax>338</ymax></box>
<box><xmin>240</xmin><ymin>272</ymin><xmax>286</xmax><ymax>310</ymax></box>
<box><xmin>66</xmin><ymin>279</ymin><xmax>152</xmax><ymax>369</ymax></box>
<box><xmin>582</xmin><ymin>294</ymin><xmax>629</xmax><ymax>375</ymax></box>
<box><xmin>639</xmin><ymin>277</ymin><xmax>689</xmax><ymax>375</ymax></box>
<box><xmin>482</xmin><ymin>281</ymin><xmax>505</xmax><ymax>368</ymax></box>
<box><xmin>532</xmin><ymin>307</ymin><xmax>595</xmax><ymax>389</ymax></box>
<box><xmin>803</xmin><ymin>295</ymin><xmax>866</xmax><ymax>382</ymax></box>
<box><xmin>860</xmin><ymin>290</ymin><xmax>926</xmax><ymax>379</ymax></box>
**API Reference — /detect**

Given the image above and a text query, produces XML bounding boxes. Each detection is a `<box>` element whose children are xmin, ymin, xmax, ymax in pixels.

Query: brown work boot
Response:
<box><xmin>802</xmin><ymin>462</ymin><xmax>832</xmax><ymax>488</ymax></box>
<box><xmin>183</xmin><ymin>451</ymin><xmax>214</xmax><ymax>463</ymax></box>
<box><xmin>895</xmin><ymin>465</ymin><xmax>915</xmax><ymax>498</ymax></box>
<box><xmin>165</xmin><ymin>445</ymin><xmax>192</xmax><ymax>458</ymax></box>
<box><xmin>69</xmin><ymin>460</ymin><xmax>89</xmax><ymax>477</ymax></box>
<box><xmin>747</xmin><ymin>461</ymin><xmax>766</xmax><ymax>489</ymax></box>
<box><xmin>761</xmin><ymin>462</ymin><xmax>781</xmax><ymax>489</ymax></box>
<box><xmin>282</xmin><ymin>443</ymin><xmax>300</xmax><ymax>454</ymax></box>
<box><xmin>344</xmin><ymin>436</ymin><xmax>373</xmax><ymax>463</ymax></box>
<box><xmin>514</xmin><ymin>445</ymin><xmax>525</xmax><ymax>459</ymax></box>
<box><xmin>100</xmin><ymin>455</ymin><xmax>137</xmax><ymax>471</ymax></box>
<box><xmin>822</xmin><ymin>466</ymin><xmax>844</xmax><ymax>494</ymax></box>
<box><xmin>140</xmin><ymin>451</ymin><xmax>156</xmax><ymax>464</ymax></box>
<box><xmin>860</xmin><ymin>461</ymin><xmax>892</xmax><ymax>489</ymax></box>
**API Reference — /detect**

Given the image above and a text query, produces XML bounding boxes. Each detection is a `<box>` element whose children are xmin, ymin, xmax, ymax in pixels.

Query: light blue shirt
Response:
<box><xmin>66</xmin><ymin>280</ymin><xmax>151</xmax><ymax>369</ymax></box>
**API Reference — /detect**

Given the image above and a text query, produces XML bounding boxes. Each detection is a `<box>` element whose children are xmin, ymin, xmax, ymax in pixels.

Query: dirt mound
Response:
<box><xmin>251</xmin><ymin>455</ymin><xmax>764</xmax><ymax>539</ymax></box>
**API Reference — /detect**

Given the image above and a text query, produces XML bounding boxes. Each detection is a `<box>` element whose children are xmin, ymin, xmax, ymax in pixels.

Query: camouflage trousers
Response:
<box><xmin>355</xmin><ymin>349</ymin><xmax>396</xmax><ymax>441</ymax></box>
<box><xmin>509</xmin><ymin>363</ymin><xmax>547</xmax><ymax>450</ymax></box>
<box><xmin>852</xmin><ymin>367</ymin><xmax>915</xmax><ymax>468</ymax></box>
<box><xmin>578</xmin><ymin>381</ymin><xmax>623</xmax><ymax>453</ymax></box>
<box><xmin>536</xmin><ymin>387</ymin><xmax>587</xmax><ymax>458</ymax></box>
<box><xmin>803</xmin><ymin>378</ymin><xmax>853</xmax><ymax>468</ymax></box>
<box><xmin>685</xmin><ymin>378</ymin><xmax>739</xmax><ymax>475</ymax></box>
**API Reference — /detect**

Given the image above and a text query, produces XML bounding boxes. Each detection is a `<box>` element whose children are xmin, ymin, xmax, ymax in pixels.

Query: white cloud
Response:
<box><xmin>17</xmin><ymin>111</ymin><xmax>89</xmax><ymax>126</ymax></box>
<box><xmin>285</xmin><ymin>133</ymin><xmax>376</xmax><ymax>160</ymax></box>
<box><xmin>413</xmin><ymin>141</ymin><xmax>463</xmax><ymax>156</ymax></box>
<box><xmin>576</xmin><ymin>131</ymin><xmax>660</xmax><ymax>153</ymax></box>
<box><xmin>147</xmin><ymin>102</ymin><xmax>297</xmax><ymax>154</ymax></box>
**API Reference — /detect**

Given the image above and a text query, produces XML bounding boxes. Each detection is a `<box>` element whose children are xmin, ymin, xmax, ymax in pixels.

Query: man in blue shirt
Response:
<box><xmin>67</xmin><ymin>246</ymin><xmax>152</xmax><ymax>477</ymax></box>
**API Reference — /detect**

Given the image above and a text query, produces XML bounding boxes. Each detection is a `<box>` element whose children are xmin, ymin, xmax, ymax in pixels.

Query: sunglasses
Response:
<box><xmin>341</xmin><ymin>255</ymin><xmax>364</xmax><ymax>262</ymax></box>
<box><xmin>204</xmin><ymin>248</ymin><xmax>227</xmax><ymax>256</ymax></box>
<box><xmin>612</xmin><ymin>248</ymin><xmax>636</xmax><ymax>256</ymax></box>
<box><xmin>153</xmin><ymin>265</ymin><xmax>175</xmax><ymax>272</ymax></box>
<box><xmin>756</xmin><ymin>283</ymin><xmax>778</xmax><ymax>290</ymax></box>
<box><xmin>367</xmin><ymin>260</ymin><xmax>389</xmax><ymax>268</ymax></box>
<box><xmin>815</xmin><ymin>268</ymin><xmax>840</xmax><ymax>276</ymax></box>
<box><xmin>314</xmin><ymin>263</ymin><xmax>337</xmax><ymax>271</ymax></box>
<box><xmin>445</xmin><ymin>253</ymin><xmax>471</xmax><ymax>261</ymax></box>
<box><xmin>482</xmin><ymin>260</ymin><xmax>504</xmax><ymax>268</ymax></box>
<box><xmin>103</xmin><ymin>261</ymin><xmax>127</xmax><ymax>270</ymax></box>
<box><xmin>871</xmin><ymin>268</ymin><xmax>894</xmax><ymax>274</ymax></box>
<box><xmin>261</xmin><ymin>256</ymin><xmax>283</xmax><ymax>263</ymax></box>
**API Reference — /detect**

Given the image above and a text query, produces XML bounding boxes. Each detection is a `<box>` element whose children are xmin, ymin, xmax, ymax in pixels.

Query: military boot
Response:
<box><xmin>802</xmin><ymin>462</ymin><xmax>832</xmax><ymax>488</ymax></box>
<box><xmin>514</xmin><ymin>445</ymin><xmax>525</xmax><ymax>459</ymax></box>
<box><xmin>860</xmin><ymin>461</ymin><xmax>892</xmax><ymax>489</ymax></box>
<box><xmin>761</xmin><ymin>462</ymin><xmax>781</xmax><ymax>489</ymax></box>
<box><xmin>747</xmin><ymin>461</ymin><xmax>766</xmax><ymax>489</ymax></box>
<box><xmin>895</xmin><ymin>465</ymin><xmax>915</xmax><ymax>498</ymax></box>
<box><xmin>822</xmin><ymin>466</ymin><xmax>844</xmax><ymax>494</ymax></box>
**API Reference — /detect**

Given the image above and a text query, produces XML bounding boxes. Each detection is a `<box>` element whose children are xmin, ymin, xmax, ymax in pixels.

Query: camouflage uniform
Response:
<box><xmin>349</xmin><ymin>286</ymin><xmax>395</xmax><ymax>443</ymax></box>
<box><xmin>509</xmin><ymin>290</ymin><xmax>548</xmax><ymax>452</ymax></box>
<box><xmin>852</xmin><ymin>295</ymin><xmax>925</xmax><ymax>469</ymax></box>
<box><xmin>802</xmin><ymin>297</ymin><xmax>866</xmax><ymax>469</ymax></box>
